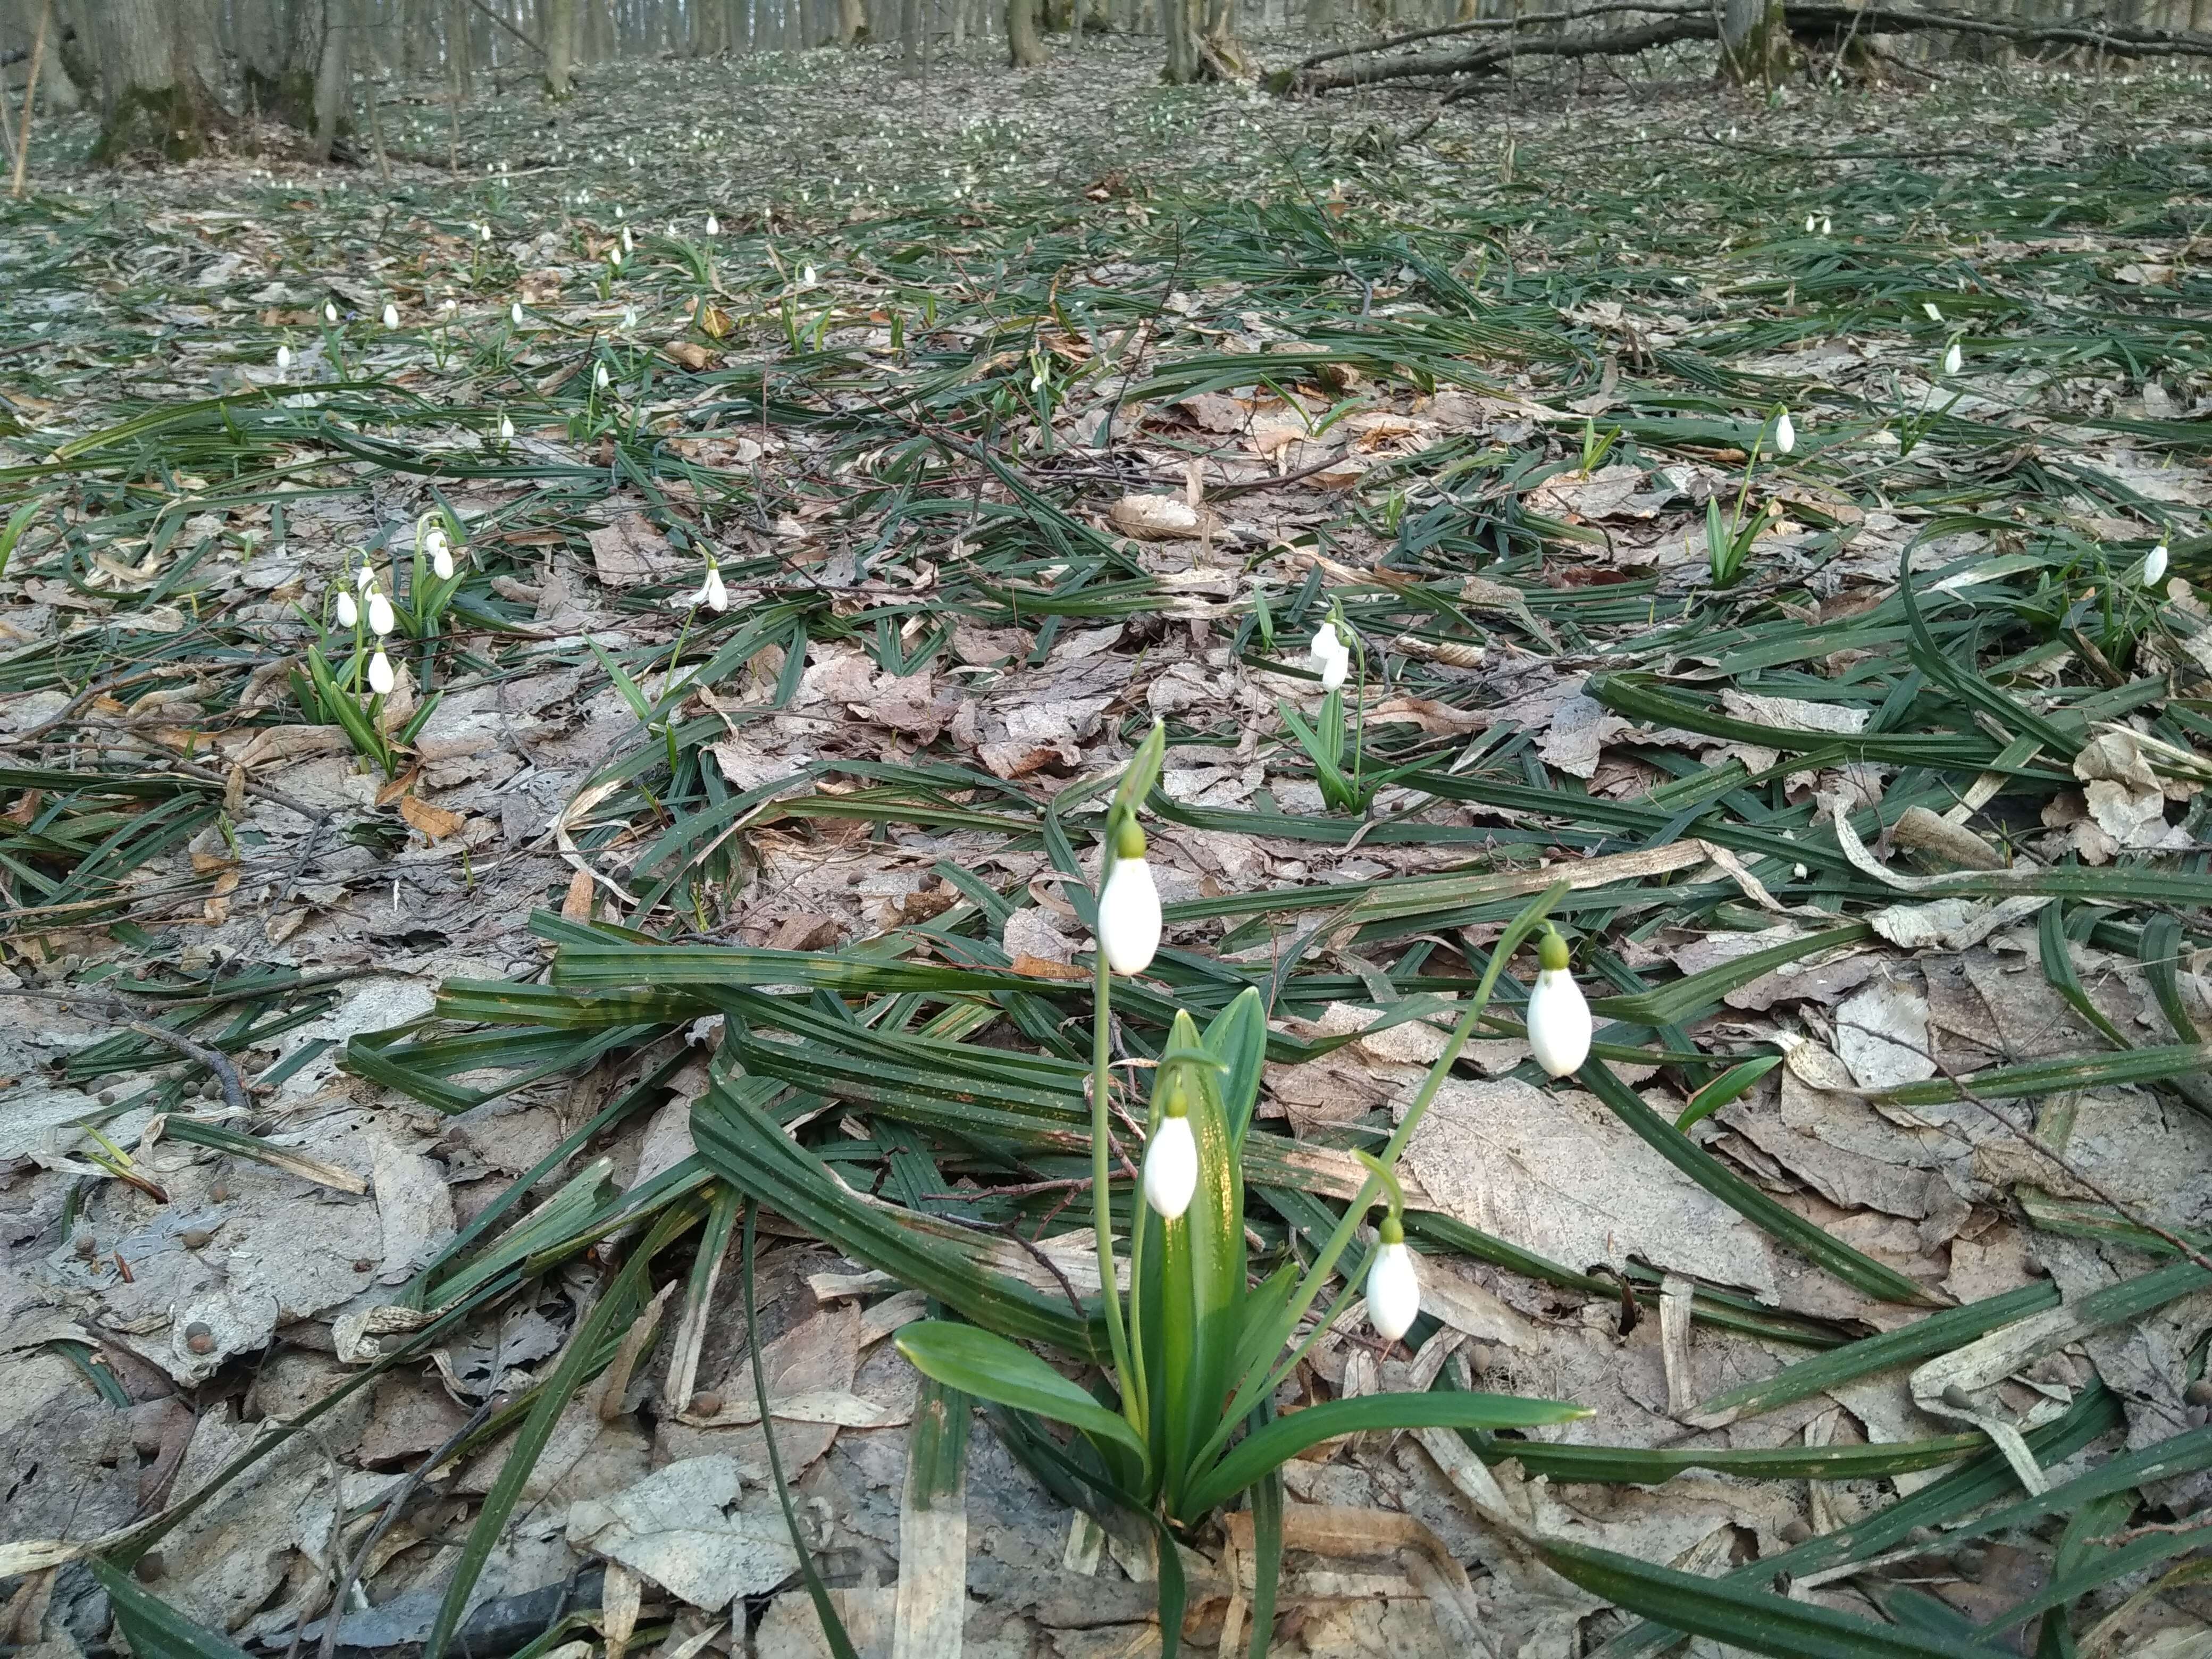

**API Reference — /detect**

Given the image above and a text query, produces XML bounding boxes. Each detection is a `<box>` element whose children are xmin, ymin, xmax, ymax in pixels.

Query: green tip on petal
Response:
<box><xmin>1538</xmin><ymin>924</ymin><xmax>1571</xmax><ymax>973</ymax></box>
<box><xmin>1378</xmin><ymin>1213</ymin><xmax>1404</xmax><ymax>1245</ymax></box>
<box><xmin>1113</xmin><ymin>816</ymin><xmax>1147</xmax><ymax>861</ymax></box>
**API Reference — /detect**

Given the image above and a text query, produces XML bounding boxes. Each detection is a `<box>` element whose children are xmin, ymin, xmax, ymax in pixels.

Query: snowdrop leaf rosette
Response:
<box><xmin>1524</xmin><ymin>924</ymin><xmax>1593</xmax><ymax>1079</ymax></box>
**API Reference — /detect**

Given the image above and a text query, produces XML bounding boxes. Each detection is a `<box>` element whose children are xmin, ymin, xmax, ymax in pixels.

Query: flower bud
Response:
<box><xmin>1142</xmin><ymin>1112</ymin><xmax>1197</xmax><ymax>1221</ymax></box>
<box><xmin>706</xmin><ymin>214</ymin><xmax>720</xmax><ymax>236</ymax></box>
<box><xmin>1526</xmin><ymin>926</ymin><xmax>1592</xmax><ymax>1079</ymax></box>
<box><xmin>1366</xmin><ymin>1225</ymin><xmax>1420</xmax><ymax>1344</ymax></box>
<box><xmin>276</xmin><ymin>343</ymin><xmax>291</xmax><ymax>374</ymax></box>
<box><xmin>1097</xmin><ymin>835</ymin><xmax>1161</xmax><ymax>976</ymax></box>
<box><xmin>366</xmin><ymin>591</ymin><xmax>395</xmax><ymax>638</ymax></box>
<box><xmin>498</xmin><ymin>413</ymin><xmax>515</xmax><ymax>440</ymax></box>
<box><xmin>2146</xmin><ymin>543</ymin><xmax>2169</xmax><ymax>586</ymax></box>
<box><xmin>594</xmin><ymin>362</ymin><xmax>610</xmax><ymax>389</ymax></box>
<box><xmin>424</xmin><ymin>526</ymin><xmax>454</xmax><ymax>581</ymax></box>
<box><xmin>1773</xmin><ymin>409</ymin><xmax>1796</xmax><ymax>455</ymax></box>
<box><xmin>334</xmin><ymin>589</ymin><xmax>357</xmax><ymax>629</ymax></box>
<box><xmin>367</xmin><ymin>648</ymin><xmax>395</xmax><ymax>695</ymax></box>
<box><xmin>1942</xmin><ymin>341</ymin><xmax>1962</xmax><ymax>377</ymax></box>
<box><xmin>382</xmin><ymin>303</ymin><xmax>399</xmax><ymax>329</ymax></box>
<box><xmin>511</xmin><ymin>300</ymin><xmax>525</xmax><ymax>326</ymax></box>
<box><xmin>324</xmin><ymin>300</ymin><xmax>339</xmax><ymax>324</ymax></box>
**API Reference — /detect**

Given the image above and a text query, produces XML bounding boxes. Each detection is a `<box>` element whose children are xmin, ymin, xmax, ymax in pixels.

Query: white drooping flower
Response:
<box><xmin>700</xmin><ymin>558</ymin><xmax>728</xmax><ymax>613</ymax></box>
<box><xmin>607</xmin><ymin>246</ymin><xmax>622</xmax><ymax>270</ymax></box>
<box><xmin>367</xmin><ymin>648</ymin><xmax>396</xmax><ymax>695</ymax></box>
<box><xmin>479</xmin><ymin>222</ymin><xmax>492</xmax><ymax>242</ymax></box>
<box><xmin>622</xmin><ymin>305</ymin><xmax>638</xmax><ymax>330</ymax></box>
<box><xmin>594</xmin><ymin>362</ymin><xmax>610</xmax><ymax>389</ymax></box>
<box><xmin>498</xmin><ymin>412</ymin><xmax>515</xmax><ymax>440</ymax></box>
<box><xmin>366</xmin><ymin>589</ymin><xmax>396</xmax><ymax>639</ymax></box>
<box><xmin>1821</xmin><ymin>215</ymin><xmax>1832</xmax><ymax>234</ymax></box>
<box><xmin>1526</xmin><ymin>925</ymin><xmax>1593</xmax><ymax>1080</ymax></box>
<box><xmin>1942</xmin><ymin>341</ymin><xmax>1963</xmax><ymax>376</ymax></box>
<box><xmin>275</xmin><ymin>343</ymin><xmax>291</xmax><ymax>374</ymax></box>
<box><xmin>2145</xmin><ymin>543</ymin><xmax>2170</xmax><ymax>586</ymax></box>
<box><xmin>511</xmin><ymin>300</ymin><xmax>525</xmax><ymax>325</ymax></box>
<box><xmin>355</xmin><ymin>561</ymin><xmax>376</xmax><ymax>591</ymax></box>
<box><xmin>1366</xmin><ymin>1229</ymin><xmax>1420</xmax><ymax>1344</ymax></box>
<box><xmin>706</xmin><ymin>214</ymin><xmax>720</xmax><ymax>236</ymax></box>
<box><xmin>334</xmin><ymin>587</ymin><xmax>358</xmax><ymax>629</ymax></box>
<box><xmin>801</xmin><ymin>264</ymin><xmax>817</xmax><ymax>287</ymax></box>
<box><xmin>1773</xmin><ymin>409</ymin><xmax>1796</xmax><ymax>455</ymax></box>
<box><xmin>324</xmin><ymin>300</ymin><xmax>339</xmax><ymax>324</ymax></box>
<box><xmin>441</xmin><ymin>297</ymin><xmax>459</xmax><ymax>315</ymax></box>
<box><xmin>621</xmin><ymin>225</ymin><xmax>633</xmax><ymax>252</ymax></box>
<box><xmin>382</xmin><ymin>303</ymin><xmax>399</xmax><ymax>329</ymax></box>
<box><xmin>423</xmin><ymin>524</ymin><xmax>454</xmax><ymax>581</ymax></box>
<box><xmin>1310</xmin><ymin>619</ymin><xmax>1351</xmax><ymax>689</ymax></box>
<box><xmin>1097</xmin><ymin>828</ymin><xmax>1162</xmax><ymax>976</ymax></box>
<box><xmin>1804</xmin><ymin>213</ymin><xmax>1816</xmax><ymax>233</ymax></box>
<box><xmin>1142</xmin><ymin>1112</ymin><xmax>1198</xmax><ymax>1222</ymax></box>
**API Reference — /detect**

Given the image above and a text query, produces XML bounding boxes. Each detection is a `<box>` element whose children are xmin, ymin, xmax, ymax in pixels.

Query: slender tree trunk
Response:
<box><xmin>1006</xmin><ymin>0</ymin><xmax>1042</xmax><ymax>60</ymax></box>
<box><xmin>543</xmin><ymin>0</ymin><xmax>575</xmax><ymax>89</ymax></box>
<box><xmin>1721</xmin><ymin>0</ymin><xmax>1790</xmax><ymax>80</ymax></box>
<box><xmin>835</xmin><ymin>0</ymin><xmax>865</xmax><ymax>41</ymax></box>
<box><xmin>308</xmin><ymin>0</ymin><xmax>347</xmax><ymax>155</ymax></box>
<box><xmin>1162</xmin><ymin>0</ymin><xmax>1196</xmax><ymax>77</ymax></box>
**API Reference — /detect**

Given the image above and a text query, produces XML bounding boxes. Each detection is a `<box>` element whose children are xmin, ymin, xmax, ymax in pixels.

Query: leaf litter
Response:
<box><xmin>3</xmin><ymin>29</ymin><xmax>2212</xmax><ymax>1659</ymax></box>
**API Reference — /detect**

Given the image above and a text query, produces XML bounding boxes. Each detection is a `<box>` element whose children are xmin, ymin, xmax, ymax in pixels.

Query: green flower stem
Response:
<box><xmin>1092</xmin><ymin>928</ymin><xmax>1144</xmax><ymax>1441</ymax></box>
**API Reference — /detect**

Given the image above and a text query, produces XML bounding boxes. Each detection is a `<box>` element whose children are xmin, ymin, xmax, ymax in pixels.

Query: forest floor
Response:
<box><xmin>3</xmin><ymin>34</ymin><xmax>2212</xmax><ymax>1659</ymax></box>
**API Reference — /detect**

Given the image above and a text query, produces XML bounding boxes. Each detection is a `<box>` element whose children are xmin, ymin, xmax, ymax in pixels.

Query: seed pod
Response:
<box><xmin>180</xmin><ymin>1228</ymin><xmax>212</xmax><ymax>1250</ymax></box>
<box><xmin>73</xmin><ymin>1231</ymin><xmax>97</xmax><ymax>1259</ymax></box>
<box><xmin>689</xmin><ymin>1390</ymin><xmax>723</xmax><ymax>1417</ymax></box>
<box><xmin>184</xmin><ymin>1322</ymin><xmax>216</xmax><ymax>1355</ymax></box>
<box><xmin>136</xmin><ymin>1553</ymin><xmax>166</xmax><ymax>1582</ymax></box>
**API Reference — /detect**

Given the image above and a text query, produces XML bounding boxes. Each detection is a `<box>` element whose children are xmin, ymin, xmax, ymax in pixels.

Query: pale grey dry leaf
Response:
<box><xmin>566</xmin><ymin>1454</ymin><xmax>801</xmax><ymax>1611</ymax></box>
<box><xmin>1397</xmin><ymin>1077</ymin><xmax>1777</xmax><ymax>1301</ymax></box>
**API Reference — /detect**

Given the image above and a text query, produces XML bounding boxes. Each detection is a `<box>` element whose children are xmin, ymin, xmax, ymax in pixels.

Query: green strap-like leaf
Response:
<box><xmin>1184</xmin><ymin>1389</ymin><xmax>1585</xmax><ymax>1516</ymax></box>
<box><xmin>895</xmin><ymin>1320</ymin><xmax>1148</xmax><ymax>1463</ymax></box>
<box><xmin>1535</xmin><ymin>1534</ymin><xmax>2006</xmax><ymax>1659</ymax></box>
<box><xmin>91</xmin><ymin>1561</ymin><xmax>258</xmax><ymax>1659</ymax></box>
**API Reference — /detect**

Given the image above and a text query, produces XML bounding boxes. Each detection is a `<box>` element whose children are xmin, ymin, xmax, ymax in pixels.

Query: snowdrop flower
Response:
<box><xmin>1320</xmin><ymin>649</ymin><xmax>1348</xmax><ymax>692</ymax></box>
<box><xmin>706</xmin><ymin>213</ymin><xmax>720</xmax><ymax>236</ymax></box>
<box><xmin>1526</xmin><ymin>924</ymin><xmax>1592</xmax><ymax>1079</ymax></box>
<box><xmin>355</xmin><ymin>560</ymin><xmax>376</xmax><ymax>592</ymax></box>
<box><xmin>607</xmin><ymin>246</ymin><xmax>622</xmax><ymax>270</ymax></box>
<box><xmin>1773</xmin><ymin>409</ymin><xmax>1796</xmax><ymax>455</ymax></box>
<box><xmin>1942</xmin><ymin>340</ymin><xmax>1963</xmax><ymax>377</ymax></box>
<box><xmin>479</xmin><ymin>222</ymin><xmax>492</xmax><ymax>242</ymax></box>
<box><xmin>276</xmin><ymin>343</ymin><xmax>292</xmax><ymax>374</ymax></box>
<box><xmin>622</xmin><ymin>305</ymin><xmax>638</xmax><ymax>330</ymax></box>
<box><xmin>367</xmin><ymin>648</ymin><xmax>396</xmax><ymax>696</ymax></box>
<box><xmin>1142</xmin><ymin>1111</ymin><xmax>1197</xmax><ymax>1222</ymax></box>
<box><xmin>801</xmin><ymin>264</ymin><xmax>817</xmax><ymax>287</ymax></box>
<box><xmin>511</xmin><ymin>300</ymin><xmax>525</xmax><ymax>325</ymax></box>
<box><xmin>498</xmin><ymin>412</ymin><xmax>515</xmax><ymax>440</ymax></box>
<box><xmin>366</xmin><ymin>588</ymin><xmax>395</xmax><ymax>639</ymax></box>
<box><xmin>594</xmin><ymin>362</ymin><xmax>610</xmax><ymax>389</ymax></box>
<box><xmin>1365</xmin><ymin>1219</ymin><xmax>1420</xmax><ymax>1344</ymax></box>
<box><xmin>441</xmin><ymin>297</ymin><xmax>459</xmax><ymax>315</ymax></box>
<box><xmin>382</xmin><ymin>302</ymin><xmax>399</xmax><ymax>329</ymax></box>
<box><xmin>1821</xmin><ymin>215</ymin><xmax>1832</xmax><ymax>234</ymax></box>
<box><xmin>423</xmin><ymin>524</ymin><xmax>454</xmax><ymax>581</ymax></box>
<box><xmin>333</xmin><ymin>585</ymin><xmax>358</xmax><ymax>628</ymax></box>
<box><xmin>324</xmin><ymin>300</ymin><xmax>339</xmax><ymax>324</ymax></box>
<box><xmin>1096</xmin><ymin>820</ymin><xmax>1162</xmax><ymax>975</ymax></box>
<box><xmin>620</xmin><ymin>225</ymin><xmax>633</xmax><ymax>253</ymax></box>
<box><xmin>681</xmin><ymin>555</ymin><xmax>729</xmax><ymax>614</ymax></box>
<box><xmin>2145</xmin><ymin>543</ymin><xmax>2169</xmax><ymax>586</ymax></box>
<box><xmin>1804</xmin><ymin>213</ymin><xmax>1816</xmax><ymax>233</ymax></box>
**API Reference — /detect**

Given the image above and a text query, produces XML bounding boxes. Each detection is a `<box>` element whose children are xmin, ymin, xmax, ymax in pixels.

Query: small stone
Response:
<box><xmin>184</xmin><ymin>1322</ymin><xmax>215</xmax><ymax>1355</ymax></box>
<box><xmin>209</xmin><ymin>1182</ymin><xmax>232</xmax><ymax>1203</ymax></box>
<box><xmin>2184</xmin><ymin>1378</ymin><xmax>2212</xmax><ymax>1407</ymax></box>
<box><xmin>135</xmin><ymin>1553</ymin><xmax>165</xmax><ymax>1582</ymax></box>
<box><xmin>1941</xmin><ymin>1384</ymin><xmax>1977</xmax><ymax>1411</ymax></box>
<box><xmin>1464</xmin><ymin>1344</ymin><xmax>1494</xmax><ymax>1376</ymax></box>
<box><xmin>73</xmin><ymin>1231</ymin><xmax>97</xmax><ymax>1259</ymax></box>
<box><xmin>1778</xmin><ymin>1518</ymin><xmax>1812</xmax><ymax>1545</ymax></box>
<box><xmin>180</xmin><ymin>1228</ymin><xmax>212</xmax><ymax>1250</ymax></box>
<box><xmin>688</xmin><ymin>1390</ymin><xmax>723</xmax><ymax>1417</ymax></box>
<box><xmin>353</xmin><ymin>1258</ymin><xmax>374</xmax><ymax>1273</ymax></box>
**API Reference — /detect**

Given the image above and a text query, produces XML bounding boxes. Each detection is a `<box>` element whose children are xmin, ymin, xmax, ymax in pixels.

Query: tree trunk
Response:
<box><xmin>88</xmin><ymin>0</ymin><xmax>228</xmax><ymax>162</ymax></box>
<box><xmin>543</xmin><ymin>0</ymin><xmax>575</xmax><ymax>91</ymax></box>
<box><xmin>1006</xmin><ymin>0</ymin><xmax>1042</xmax><ymax>62</ymax></box>
<box><xmin>1162</xmin><ymin>0</ymin><xmax>1197</xmax><ymax>78</ymax></box>
<box><xmin>899</xmin><ymin>0</ymin><xmax>920</xmax><ymax>69</ymax></box>
<box><xmin>1720</xmin><ymin>0</ymin><xmax>1790</xmax><ymax>80</ymax></box>
<box><xmin>835</xmin><ymin>0</ymin><xmax>865</xmax><ymax>41</ymax></box>
<box><xmin>307</xmin><ymin>0</ymin><xmax>347</xmax><ymax>156</ymax></box>
<box><xmin>238</xmin><ymin>0</ymin><xmax>320</xmax><ymax>128</ymax></box>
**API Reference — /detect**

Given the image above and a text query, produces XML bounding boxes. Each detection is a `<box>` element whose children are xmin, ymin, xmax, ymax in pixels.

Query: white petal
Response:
<box><xmin>1774</xmin><ymin>411</ymin><xmax>1796</xmax><ymax>455</ymax></box>
<box><xmin>382</xmin><ymin>304</ymin><xmax>399</xmax><ymax>329</ymax></box>
<box><xmin>1097</xmin><ymin>857</ymin><xmax>1162</xmax><ymax>976</ymax></box>
<box><xmin>499</xmin><ymin>414</ymin><xmax>515</xmax><ymax>439</ymax></box>
<box><xmin>1942</xmin><ymin>343</ymin><xmax>1962</xmax><ymax>376</ymax></box>
<box><xmin>367</xmin><ymin>650</ymin><xmax>396</xmax><ymax>694</ymax></box>
<box><xmin>703</xmin><ymin>567</ymin><xmax>728</xmax><ymax>611</ymax></box>
<box><xmin>1526</xmin><ymin>967</ymin><xmax>1593</xmax><ymax>1079</ymax></box>
<box><xmin>367</xmin><ymin>592</ymin><xmax>396</xmax><ymax>637</ymax></box>
<box><xmin>1309</xmin><ymin>622</ymin><xmax>1339</xmax><ymax>660</ymax></box>
<box><xmin>1365</xmin><ymin>1243</ymin><xmax>1420</xmax><ymax>1343</ymax></box>
<box><xmin>276</xmin><ymin>345</ymin><xmax>291</xmax><ymax>371</ymax></box>
<box><xmin>2146</xmin><ymin>544</ymin><xmax>2169</xmax><ymax>586</ymax></box>
<box><xmin>1142</xmin><ymin>1115</ymin><xmax>1198</xmax><ymax>1221</ymax></box>
<box><xmin>511</xmin><ymin>301</ymin><xmax>524</xmax><ymax>324</ymax></box>
<box><xmin>355</xmin><ymin>564</ymin><xmax>375</xmax><ymax>591</ymax></box>
<box><xmin>334</xmin><ymin>590</ymin><xmax>357</xmax><ymax>628</ymax></box>
<box><xmin>432</xmin><ymin>548</ymin><xmax>455</xmax><ymax>580</ymax></box>
<box><xmin>1320</xmin><ymin>647</ymin><xmax>1348</xmax><ymax>691</ymax></box>
<box><xmin>324</xmin><ymin>301</ymin><xmax>338</xmax><ymax>323</ymax></box>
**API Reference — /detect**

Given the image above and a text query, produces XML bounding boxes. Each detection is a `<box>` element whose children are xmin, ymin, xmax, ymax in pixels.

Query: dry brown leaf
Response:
<box><xmin>398</xmin><ymin>795</ymin><xmax>465</xmax><ymax>843</ymax></box>
<box><xmin>562</xmin><ymin>866</ymin><xmax>598</xmax><ymax>920</ymax></box>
